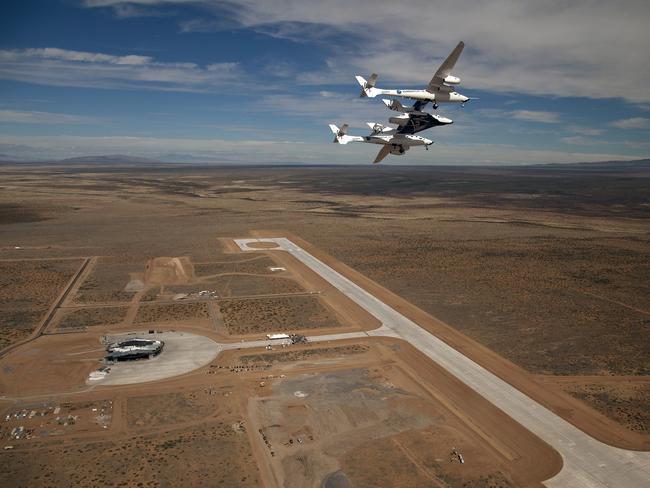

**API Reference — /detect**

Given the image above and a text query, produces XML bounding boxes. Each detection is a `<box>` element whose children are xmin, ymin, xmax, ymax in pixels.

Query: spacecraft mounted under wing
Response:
<box><xmin>329</xmin><ymin>42</ymin><xmax>471</xmax><ymax>164</ymax></box>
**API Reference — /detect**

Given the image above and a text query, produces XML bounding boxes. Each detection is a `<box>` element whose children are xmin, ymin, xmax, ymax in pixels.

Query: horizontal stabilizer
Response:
<box><xmin>383</xmin><ymin>99</ymin><xmax>427</xmax><ymax>113</ymax></box>
<box><xmin>366</xmin><ymin>122</ymin><xmax>393</xmax><ymax>134</ymax></box>
<box><xmin>382</xmin><ymin>99</ymin><xmax>406</xmax><ymax>112</ymax></box>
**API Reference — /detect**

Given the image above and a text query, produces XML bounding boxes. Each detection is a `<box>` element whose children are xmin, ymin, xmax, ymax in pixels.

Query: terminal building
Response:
<box><xmin>106</xmin><ymin>338</ymin><xmax>164</xmax><ymax>362</ymax></box>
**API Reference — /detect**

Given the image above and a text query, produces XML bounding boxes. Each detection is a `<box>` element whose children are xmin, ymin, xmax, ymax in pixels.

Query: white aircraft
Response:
<box><xmin>329</xmin><ymin>123</ymin><xmax>433</xmax><ymax>164</ymax></box>
<box><xmin>356</xmin><ymin>41</ymin><xmax>472</xmax><ymax>109</ymax></box>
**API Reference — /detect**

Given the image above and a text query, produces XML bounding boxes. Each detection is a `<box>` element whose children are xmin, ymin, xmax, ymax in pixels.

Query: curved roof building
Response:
<box><xmin>106</xmin><ymin>338</ymin><xmax>164</xmax><ymax>361</ymax></box>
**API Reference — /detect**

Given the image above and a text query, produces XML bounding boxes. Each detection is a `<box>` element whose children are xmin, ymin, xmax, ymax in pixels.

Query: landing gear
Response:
<box><xmin>432</xmin><ymin>103</ymin><xmax>439</xmax><ymax>110</ymax></box>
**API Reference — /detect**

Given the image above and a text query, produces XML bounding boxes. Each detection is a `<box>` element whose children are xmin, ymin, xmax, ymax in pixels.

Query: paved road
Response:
<box><xmin>234</xmin><ymin>237</ymin><xmax>650</xmax><ymax>488</ymax></box>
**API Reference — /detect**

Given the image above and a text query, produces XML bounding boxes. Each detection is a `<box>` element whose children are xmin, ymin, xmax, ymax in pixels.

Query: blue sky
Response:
<box><xmin>1</xmin><ymin>0</ymin><xmax>649</xmax><ymax>164</ymax></box>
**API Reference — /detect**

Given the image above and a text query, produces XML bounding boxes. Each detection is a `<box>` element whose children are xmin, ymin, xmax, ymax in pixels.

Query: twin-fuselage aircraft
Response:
<box><xmin>356</xmin><ymin>41</ymin><xmax>470</xmax><ymax>109</ymax></box>
<box><xmin>330</xmin><ymin>41</ymin><xmax>472</xmax><ymax>163</ymax></box>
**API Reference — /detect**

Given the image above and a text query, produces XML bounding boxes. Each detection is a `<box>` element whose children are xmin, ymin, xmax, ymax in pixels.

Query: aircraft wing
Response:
<box><xmin>373</xmin><ymin>145</ymin><xmax>391</xmax><ymax>164</ymax></box>
<box><xmin>427</xmin><ymin>41</ymin><xmax>464</xmax><ymax>91</ymax></box>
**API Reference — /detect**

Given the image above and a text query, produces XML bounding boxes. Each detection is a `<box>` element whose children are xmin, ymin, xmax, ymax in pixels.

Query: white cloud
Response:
<box><xmin>511</xmin><ymin>110</ymin><xmax>560</xmax><ymax>124</ymax></box>
<box><xmin>82</xmin><ymin>0</ymin><xmax>196</xmax><ymax>19</ymax></box>
<box><xmin>610</xmin><ymin>117</ymin><xmax>650</xmax><ymax>129</ymax></box>
<box><xmin>0</xmin><ymin>48</ymin><xmax>242</xmax><ymax>92</ymax></box>
<box><xmin>82</xmin><ymin>0</ymin><xmax>191</xmax><ymax>5</ymax></box>
<box><xmin>258</xmin><ymin>92</ymin><xmax>388</xmax><ymax>128</ymax></box>
<box><xmin>88</xmin><ymin>0</ymin><xmax>650</xmax><ymax>102</ymax></box>
<box><xmin>568</xmin><ymin>125</ymin><xmax>603</xmax><ymax>136</ymax></box>
<box><xmin>21</xmin><ymin>48</ymin><xmax>153</xmax><ymax>65</ymax></box>
<box><xmin>560</xmin><ymin>136</ymin><xmax>605</xmax><ymax>146</ymax></box>
<box><xmin>81</xmin><ymin>0</ymin><xmax>189</xmax><ymax>8</ymax></box>
<box><xmin>0</xmin><ymin>109</ymin><xmax>101</xmax><ymax>124</ymax></box>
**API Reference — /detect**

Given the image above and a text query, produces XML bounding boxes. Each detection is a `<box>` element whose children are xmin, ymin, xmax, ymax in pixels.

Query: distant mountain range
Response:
<box><xmin>0</xmin><ymin>154</ymin><xmax>648</xmax><ymax>168</ymax></box>
<box><xmin>0</xmin><ymin>154</ymin><xmax>166</xmax><ymax>165</ymax></box>
<box><xmin>57</xmin><ymin>154</ymin><xmax>164</xmax><ymax>164</ymax></box>
<box><xmin>530</xmin><ymin>158</ymin><xmax>650</xmax><ymax>171</ymax></box>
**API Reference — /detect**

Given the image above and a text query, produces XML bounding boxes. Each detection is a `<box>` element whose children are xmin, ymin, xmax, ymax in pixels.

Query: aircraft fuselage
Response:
<box><xmin>375</xmin><ymin>88</ymin><xmax>469</xmax><ymax>104</ymax></box>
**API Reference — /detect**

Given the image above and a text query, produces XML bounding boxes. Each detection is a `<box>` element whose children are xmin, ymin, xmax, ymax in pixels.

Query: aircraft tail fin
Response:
<box><xmin>356</xmin><ymin>73</ymin><xmax>379</xmax><ymax>97</ymax></box>
<box><xmin>329</xmin><ymin>123</ymin><xmax>353</xmax><ymax>144</ymax></box>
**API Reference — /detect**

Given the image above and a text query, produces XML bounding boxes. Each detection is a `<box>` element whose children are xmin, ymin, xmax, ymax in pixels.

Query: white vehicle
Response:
<box><xmin>329</xmin><ymin>123</ymin><xmax>433</xmax><ymax>164</ymax></box>
<box><xmin>356</xmin><ymin>41</ymin><xmax>473</xmax><ymax>109</ymax></box>
<box><xmin>266</xmin><ymin>333</ymin><xmax>290</xmax><ymax>340</ymax></box>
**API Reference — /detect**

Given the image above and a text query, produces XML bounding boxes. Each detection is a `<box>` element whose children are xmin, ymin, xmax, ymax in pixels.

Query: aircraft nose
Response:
<box><xmin>441</xmin><ymin>117</ymin><xmax>453</xmax><ymax>124</ymax></box>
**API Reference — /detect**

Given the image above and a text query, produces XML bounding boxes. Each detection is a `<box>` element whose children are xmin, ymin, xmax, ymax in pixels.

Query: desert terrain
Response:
<box><xmin>0</xmin><ymin>161</ymin><xmax>648</xmax><ymax>487</ymax></box>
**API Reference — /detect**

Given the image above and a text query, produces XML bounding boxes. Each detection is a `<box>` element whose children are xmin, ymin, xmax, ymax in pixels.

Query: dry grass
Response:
<box><xmin>74</xmin><ymin>257</ymin><xmax>140</xmax><ymax>304</ymax></box>
<box><xmin>134</xmin><ymin>301</ymin><xmax>210</xmax><ymax>324</ymax></box>
<box><xmin>127</xmin><ymin>389</ymin><xmax>230</xmax><ymax>428</ymax></box>
<box><xmin>238</xmin><ymin>344</ymin><xmax>369</xmax><ymax>364</ymax></box>
<box><xmin>219</xmin><ymin>295</ymin><xmax>341</xmax><ymax>334</ymax></box>
<box><xmin>56</xmin><ymin>306</ymin><xmax>128</xmax><ymax>329</ymax></box>
<box><xmin>561</xmin><ymin>382</ymin><xmax>650</xmax><ymax>434</ymax></box>
<box><xmin>194</xmin><ymin>255</ymin><xmax>278</xmax><ymax>276</ymax></box>
<box><xmin>0</xmin><ymin>422</ymin><xmax>261</xmax><ymax>487</ymax></box>
<box><xmin>0</xmin><ymin>259</ymin><xmax>81</xmax><ymax>348</ymax></box>
<box><xmin>332</xmin><ymin>235</ymin><xmax>650</xmax><ymax>376</ymax></box>
<box><xmin>213</xmin><ymin>275</ymin><xmax>304</xmax><ymax>297</ymax></box>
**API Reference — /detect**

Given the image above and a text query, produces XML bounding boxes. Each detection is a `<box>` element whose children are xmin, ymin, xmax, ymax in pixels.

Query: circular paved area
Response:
<box><xmin>93</xmin><ymin>331</ymin><xmax>221</xmax><ymax>386</ymax></box>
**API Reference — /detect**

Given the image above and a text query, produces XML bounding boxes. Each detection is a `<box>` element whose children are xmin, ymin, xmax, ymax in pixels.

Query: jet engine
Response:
<box><xmin>444</xmin><ymin>75</ymin><xmax>461</xmax><ymax>85</ymax></box>
<box><xmin>389</xmin><ymin>144</ymin><xmax>407</xmax><ymax>155</ymax></box>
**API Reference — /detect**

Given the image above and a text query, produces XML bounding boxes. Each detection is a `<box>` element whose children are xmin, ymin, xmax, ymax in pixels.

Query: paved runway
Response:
<box><xmin>234</xmin><ymin>237</ymin><xmax>650</xmax><ymax>488</ymax></box>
